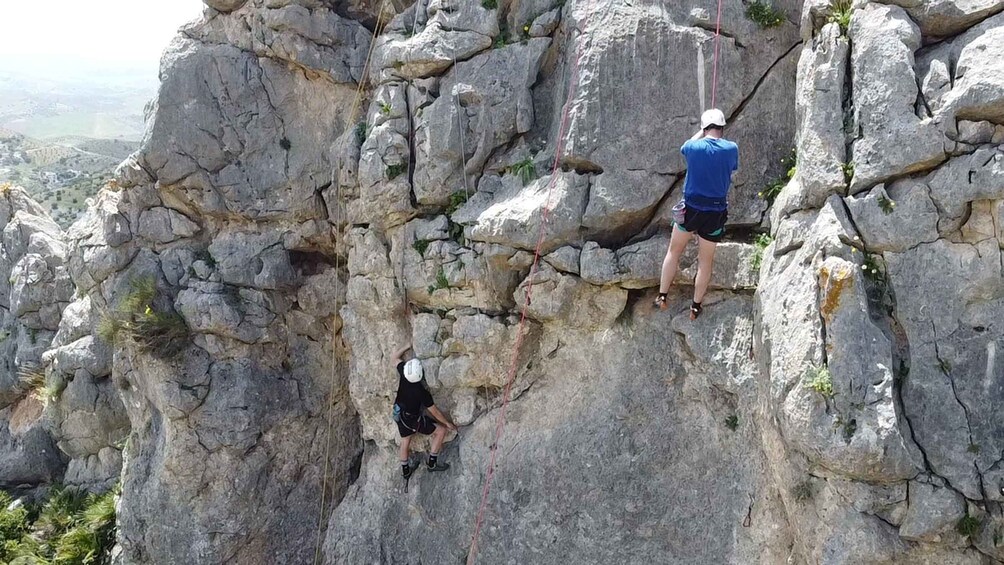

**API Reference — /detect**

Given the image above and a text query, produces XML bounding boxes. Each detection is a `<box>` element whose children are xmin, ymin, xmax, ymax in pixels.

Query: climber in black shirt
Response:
<box><xmin>392</xmin><ymin>343</ymin><xmax>456</xmax><ymax>480</ymax></box>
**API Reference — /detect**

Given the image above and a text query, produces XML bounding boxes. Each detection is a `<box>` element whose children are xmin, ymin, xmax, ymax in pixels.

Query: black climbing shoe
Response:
<box><xmin>402</xmin><ymin>460</ymin><xmax>420</xmax><ymax>480</ymax></box>
<box><xmin>426</xmin><ymin>460</ymin><xmax>450</xmax><ymax>472</ymax></box>
<box><xmin>653</xmin><ymin>294</ymin><xmax>668</xmax><ymax>310</ymax></box>
<box><xmin>690</xmin><ymin>301</ymin><xmax>703</xmax><ymax>320</ymax></box>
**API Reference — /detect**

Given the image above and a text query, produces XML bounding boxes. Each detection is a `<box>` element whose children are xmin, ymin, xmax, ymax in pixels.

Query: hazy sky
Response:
<box><xmin>0</xmin><ymin>0</ymin><xmax>205</xmax><ymax>67</ymax></box>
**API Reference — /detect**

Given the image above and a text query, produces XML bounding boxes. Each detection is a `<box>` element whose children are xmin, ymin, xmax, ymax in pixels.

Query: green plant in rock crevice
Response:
<box><xmin>97</xmin><ymin>276</ymin><xmax>188</xmax><ymax>356</ymax></box>
<box><xmin>508</xmin><ymin>157</ymin><xmax>537</xmax><ymax>186</ymax></box>
<box><xmin>750</xmin><ymin>233</ymin><xmax>773</xmax><ymax>271</ymax></box>
<box><xmin>806</xmin><ymin>365</ymin><xmax>834</xmax><ymax>397</ymax></box>
<box><xmin>428</xmin><ymin>267</ymin><xmax>451</xmax><ymax>295</ymax></box>
<box><xmin>957</xmin><ymin>514</ymin><xmax>982</xmax><ymax>538</ymax></box>
<box><xmin>386</xmin><ymin>163</ymin><xmax>407</xmax><ymax>180</ymax></box>
<box><xmin>413</xmin><ymin>239</ymin><xmax>431</xmax><ymax>256</ymax></box>
<box><xmin>877</xmin><ymin>194</ymin><xmax>895</xmax><ymax>215</ymax></box>
<box><xmin>792</xmin><ymin>481</ymin><xmax>814</xmax><ymax>502</ymax></box>
<box><xmin>842</xmin><ymin>161</ymin><xmax>854</xmax><ymax>184</ymax></box>
<box><xmin>446</xmin><ymin>191</ymin><xmax>470</xmax><ymax>216</ymax></box>
<box><xmin>354</xmin><ymin>122</ymin><xmax>368</xmax><ymax>146</ymax></box>
<box><xmin>827</xmin><ymin>0</ymin><xmax>853</xmax><ymax>36</ymax></box>
<box><xmin>861</xmin><ymin>252</ymin><xmax>885</xmax><ymax>284</ymax></box>
<box><xmin>725</xmin><ymin>414</ymin><xmax>739</xmax><ymax>431</ymax></box>
<box><xmin>746</xmin><ymin>1</ymin><xmax>786</xmax><ymax>28</ymax></box>
<box><xmin>759</xmin><ymin>148</ymin><xmax>796</xmax><ymax>204</ymax></box>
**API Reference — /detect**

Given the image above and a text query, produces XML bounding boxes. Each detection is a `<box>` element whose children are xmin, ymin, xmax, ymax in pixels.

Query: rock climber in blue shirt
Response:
<box><xmin>654</xmin><ymin>109</ymin><xmax>739</xmax><ymax>319</ymax></box>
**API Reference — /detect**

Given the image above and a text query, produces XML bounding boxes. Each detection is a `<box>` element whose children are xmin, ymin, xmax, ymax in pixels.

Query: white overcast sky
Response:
<box><xmin>0</xmin><ymin>0</ymin><xmax>205</xmax><ymax>66</ymax></box>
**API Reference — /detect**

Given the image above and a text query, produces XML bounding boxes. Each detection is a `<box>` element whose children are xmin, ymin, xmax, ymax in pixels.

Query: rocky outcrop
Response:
<box><xmin>2</xmin><ymin>0</ymin><xmax>1003</xmax><ymax>563</ymax></box>
<box><xmin>0</xmin><ymin>186</ymin><xmax>70</xmax><ymax>491</ymax></box>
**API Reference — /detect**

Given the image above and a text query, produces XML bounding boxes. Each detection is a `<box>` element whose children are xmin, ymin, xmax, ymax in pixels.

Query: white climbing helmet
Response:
<box><xmin>701</xmin><ymin>108</ymin><xmax>727</xmax><ymax>129</ymax></box>
<box><xmin>403</xmin><ymin>359</ymin><xmax>423</xmax><ymax>383</ymax></box>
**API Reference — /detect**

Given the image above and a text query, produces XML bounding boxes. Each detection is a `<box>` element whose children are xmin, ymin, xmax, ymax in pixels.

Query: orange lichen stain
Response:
<box><xmin>820</xmin><ymin>263</ymin><xmax>854</xmax><ymax>321</ymax></box>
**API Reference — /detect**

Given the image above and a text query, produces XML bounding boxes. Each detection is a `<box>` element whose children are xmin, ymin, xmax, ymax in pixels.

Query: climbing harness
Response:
<box><xmin>313</xmin><ymin>4</ymin><xmax>389</xmax><ymax>564</ymax></box>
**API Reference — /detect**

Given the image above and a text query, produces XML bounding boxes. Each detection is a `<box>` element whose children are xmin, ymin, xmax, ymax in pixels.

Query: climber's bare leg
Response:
<box><xmin>655</xmin><ymin>225</ymin><xmax>693</xmax><ymax>307</ymax></box>
<box><xmin>693</xmin><ymin>236</ymin><xmax>718</xmax><ymax>306</ymax></box>
<box><xmin>399</xmin><ymin>435</ymin><xmax>412</xmax><ymax>463</ymax></box>
<box><xmin>430</xmin><ymin>424</ymin><xmax>447</xmax><ymax>454</ymax></box>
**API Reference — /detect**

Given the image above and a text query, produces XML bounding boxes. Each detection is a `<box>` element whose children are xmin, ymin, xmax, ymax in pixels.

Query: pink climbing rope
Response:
<box><xmin>711</xmin><ymin>0</ymin><xmax>725</xmax><ymax>107</ymax></box>
<box><xmin>466</xmin><ymin>0</ymin><xmax>726</xmax><ymax>561</ymax></box>
<box><xmin>464</xmin><ymin>0</ymin><xmax>600</xmax><ymax>563</ymax></box>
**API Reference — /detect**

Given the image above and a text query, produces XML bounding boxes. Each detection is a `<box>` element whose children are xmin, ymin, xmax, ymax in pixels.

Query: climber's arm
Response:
<box><xmin>690</xmin><ymin>128</ymin><xmax>705</xmax><ymax>141</ymax></box>
<box><xmin>427</xmin><ymin>405</ymin><xmax>457</xmax><ymax>432</ymax></box>
<box><xmin>391</xmin><ymin>344</ymin><xmax>412</xmax><ymax>366</ymax></box>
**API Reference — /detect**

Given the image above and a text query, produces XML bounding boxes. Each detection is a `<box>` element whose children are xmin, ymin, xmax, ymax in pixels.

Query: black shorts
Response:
<box><xmin>397</xmin><ymin>414</ymin><xmax>437</xmax><ymax>437</ymax></box>
<box><xmin>679</xmin><ymin>207</ymin><xmax>728</xmax><ymax>243</ymax></box>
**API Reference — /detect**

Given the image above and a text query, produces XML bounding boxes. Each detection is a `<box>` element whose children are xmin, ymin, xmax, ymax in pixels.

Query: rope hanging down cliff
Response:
<box><xmin>464</xmin><ymin>0</ymin><xmax>728</xmax><ymax>562</ymax></box>
<box><xmin>313</xmin><ymin>5</ymin><xmax>389</xmax><ymax>564</ymax></box>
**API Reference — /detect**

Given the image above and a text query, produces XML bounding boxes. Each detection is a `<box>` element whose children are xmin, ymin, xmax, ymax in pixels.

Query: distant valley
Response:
<box><xmin>0</xmin><ymin>57</ymin><xmax>155</xmax><ymax>225</ymax></box>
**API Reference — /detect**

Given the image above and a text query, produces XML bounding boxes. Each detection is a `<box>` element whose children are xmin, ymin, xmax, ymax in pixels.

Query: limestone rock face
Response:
<box><xmin>0</xmin><ymin>187</ymin><xmax>70</xmax><ymax>491</ymax></box>
<box><xmin>3</xmin><ymin>0</ymin><xmax>1003</xmax><ymax>564</ymax></box>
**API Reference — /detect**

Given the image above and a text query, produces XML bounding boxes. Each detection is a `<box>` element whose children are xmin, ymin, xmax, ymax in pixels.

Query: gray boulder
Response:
<box><xmin>848</xmin><ymin>4</ymin><xmax>946</xmax><ymax>193</ymax></box>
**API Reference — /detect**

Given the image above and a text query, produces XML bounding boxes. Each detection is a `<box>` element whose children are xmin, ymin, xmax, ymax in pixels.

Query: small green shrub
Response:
<box><xmin>481</xmin><ymin>0</ymin><xmax>497</xmax><ymax>8</ymax></box>
<box><xmin>448</xmin><ymin>221</ymin><xmax>466</xmax><ymax>246</ymax></box>
<box><xmin>937</xmin><ymin>357</ymin><xmax>952</xmax><ymax>375</ymax></box>
<box><xmin>806</xmin><ymin>365</ymin><xmax>834</xmax><ymax>397</ymax></box>
<box><xmin>861</xmin><ymin>253</ymin><xmax>885</xmax><ymax>284</ymax></box>
<box><xmin>957</xmin><ymin>514</ymin><xmax>982</xmax><ymax>538</ymax></box>
<box><xmin>841</xmin><ymin>418</ymin><xmax>857</xmax><ymax>442</ymax></box>
<box><xmin>279</xmin><ymin>137</ymin><xmax>291</xmax><ymax>151</ymax></box>
<box><xmin>877</xmin><ymin>194</ymin><xmax>895</xmax><ymax>215</ymax></box>
<box><xmin>509</xmin><ymin>157</ymin><xmax>536</xmax><ymax>185</ymax></box>
<box><xmin>827</xmin><ymin>0</ymin><xmax>853</xmax><ymax>36</ymax></box>
<box><xmin>1</xmin><ymin>485</ymin><xmax>119</xmax><ymax>565</ymax></box>
<box><xmin>758</xmin><ymin>149</ymin><xmax>796</xmax><ymax>204</ymax></box>
<box><xmin>435</xmin><ymin>268</ymin><xmax>450</xmax><ymax>291</ymax></box>
<box><xmin>750</xmin><ymin>233</ymin><xmax>773</xmax><ymax>271</ymax></box>
<box><xmin>446</xmin><ymin>191</ymin><xmax>470</xmax><ymax>216</ymax></box>
<box><xmin>386</xmin><ymin>164</ymin><xmax>407</xmax><ymax>180</ymax></box>
<box><xmin>896</xmin><ymin>361</ymin><xmax>910</xmax><ymax>383</ymax></box>
<box><xmin>379</xmin><ymin>102</ymin><xmax>392</xmax><ymax>115</ymax></box>
<box><xmin>413</xmin><ymin>239</ymin><xmax>431</xmax><ymax>256</ymax></box>
<box><xmin>968</xmin><ymin>443</ymin><xmax>981</xmax><ymax>454</ymax></box>
<box><xmin>0</xmin><ymin>492</ymin><xmax>29</xmax><ymax>561</ymax></box>
<box><xmin>493</xmin><ymin>22</ymin><xmax>509</xmax><ymax>49</ymax></box>
<box><xmin>792</xmin><ymin>481</ymin><xmax>813</xmax><ymax>502</ymax></box>
<box><xmin>725</xmin><ymin>414</ymin><xmax>739</xmax><ymax>431</ymax></box>
<box><xmin>98</xmin><ymin>277</ymin><xmax>188</xmax><ymax>356</ymax></box>
<box><xmin>842</xmin><ymin>161</ymin><xmax>854</xmax><ymax>184</ymax></box>
<box><xmin>18</xmin><ymin>366</ymin><xmax>45</xmax><ymax>392</ymax></box>
<box><xmin>354</xmin><ymin>122</ymin><xmax>368</xmax><ymax>146</ymax></box>
<box><xmin>746</xmin><ymin>1</ymin><xmax>786</xmax><ymax>28</ymax></box>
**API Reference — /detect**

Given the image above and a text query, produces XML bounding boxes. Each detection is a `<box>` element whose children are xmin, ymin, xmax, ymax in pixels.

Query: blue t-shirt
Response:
<box><xmin>681</xmin><ymin>138</ymin><xmax>739</xmax><ymax>212</ymax></box>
